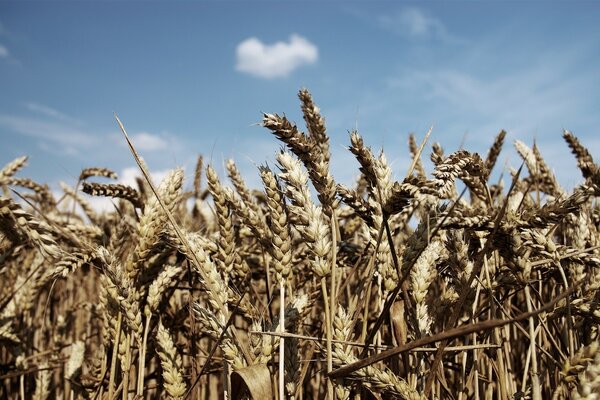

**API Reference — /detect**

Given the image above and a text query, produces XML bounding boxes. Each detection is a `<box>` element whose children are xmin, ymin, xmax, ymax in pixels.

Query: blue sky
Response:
<box><xmin>1</xmin><ymin>1</ymin><xmax>599</xmax><ymax>197</ymax></box>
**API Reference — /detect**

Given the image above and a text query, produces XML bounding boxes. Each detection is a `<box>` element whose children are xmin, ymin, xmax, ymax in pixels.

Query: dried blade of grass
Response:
<box><xmin>114</xmin><ymin>114</ymin><xmax>253</xmax><ymax>365</ymax></box>
<box><xmin>252</xmin><ymin>330</ymin><xmax>500</xmax><ymax>351</ymax></box>
<box><xmin>329</xmin><ymin>280</ymin><xmax>582</xmax><ymax>379</ymax></box>
<box><xmin>408</xmin><ymin>133</ymin><xmax>426</xmax><ymax>178</ymax></box>
<box><xmin>231</xmin><ymin>364</ymin><xmax>273</xmax><ymax>400</ymax></box>
<box><xmin>405</xmin><ymin>125</ymin><xmax>432</xmax><ymax>179</ymax></box>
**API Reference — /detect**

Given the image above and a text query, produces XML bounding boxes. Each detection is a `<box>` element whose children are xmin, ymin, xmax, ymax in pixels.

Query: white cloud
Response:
<box><xmin>119</xmin><ymin>166</ymin><xmax>171</xmax><ymax>188</ymax></box>
<box><xmin>379</xmin><ymin>7</ymin><xmax>459</xmax><ymax>43</ymax></box>
<box><xmin>127</xmin><ymin>132</ymin><xmax>168</xmax><ymax>152</ymax></box>
<box><xmin>0</xmin><ymin>44</ymin><xmax>8</xmax><ymax>58</ymax></box>
<box><xmin>235</xmin><ymin>34</ymin><xmax>318</xmax><ymax>79</ymax></box>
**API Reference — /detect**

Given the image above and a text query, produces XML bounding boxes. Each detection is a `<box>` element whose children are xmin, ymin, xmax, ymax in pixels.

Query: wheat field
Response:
<box><xmin>1</xmin><ymin>89</ymin><xmax>600</xmax><ymax>399</ymax></box>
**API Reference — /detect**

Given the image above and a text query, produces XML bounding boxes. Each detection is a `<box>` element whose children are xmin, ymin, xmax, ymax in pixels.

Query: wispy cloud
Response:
<box><xmin>235</xmin><ymin>34</ymin><xmax>318</xmax><ymax>79</ymax></box>
<box><xmin>379</xmin><ymin>7</ymin><xmax>460</xmax><ymax>43</ymax></box>
<box><xmin>0</xmin><ymin>114</ymin><xmax>99</xmax><ymax>155</ymax></box>
<box><xmin>23</xmin><ymin>102</ymin><xmax>78</xmax><ymax>123</ymax></box>
<box><xmin>0</xmin><ymin>23</ymin><xmax>16</xmax><ymax>62</ymax></box>
<box><xmin>0</xmin><ymin>44</ymin><xmax>9</xmax><ymax>58</ymax></box>
<box><xmin>387</xmin><ymin>65</ymin><xmax>592</xmax><ymax>142</ymax></box>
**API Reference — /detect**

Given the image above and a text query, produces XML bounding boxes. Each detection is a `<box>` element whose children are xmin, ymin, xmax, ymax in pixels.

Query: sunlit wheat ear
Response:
<box><xmin>226</xmin><ymin>159</ymin><xmax>260</xmax><ymax>213</ymax></box>
<box><xmin>484</xmin><ymin>130</ymin><xmax>506</xmax><ymax>178</ymax></box>
<box><xmin>297</xmin><ymin>89</ymin><xmax>337</xmax><ymax>209</ymax></box>
<box><xmin>373</xmin><ymin>151</ymin><xmax>393</xmax><ymax>205</ymax></box>
<box><xmin>176</xmin><ymin>231</ymin><xmax>227</xmax><ymax>311</ymax></box>
<box><xmin>193</xmin><ymin>155</ymin><xmax>203</xmax><ymax>198</ymax></box>
<box><xmin>144</xmin><ymin>264</ymin><xmax>182</xmax><ymax>317</ymax></box>
<box><xmin>225</xmin><ymin>186</ymin><xmax>269</xmax><ymax>240</ymax></box>
<box><xmin>337</xmin><ymin>183</ymin><xmax>376</xmax><ymax>227</ymax></box>
<box><xmin>410</xmin><ymin>238</ymin><xmax>444</xmax><ymax>334</ymax></box>
<box><xmin>431</xmin><ymin>142</ymin><xmax>445</xmax><ymax>165</ymax></box>
<box><xmin>98</xmin><ymin>247</ymin><xmax>144</xmax><ymax>342</ymax></box>
<box><xmin>260</xmin><ymin>165</ymin><xmax>292</xmax><ymax>279</ymax></box>
<box><xmin>6</xmin><ymin>178</ymin><xmax>55</xmax><ymax>208</ymax></box>
<box><xmin>432</xmin><ymin>150</ymin><xmax>486</xmax><ymax>199</ymax></box>
<box><xmin>0</xmin><ymin>196</ymin><xmax>61</xmax><ymax>258</ymax></box>
<box><xmin>563</xmin><ymin>130</ymin><xmax>600</xmax><ymax>180</ymax></box>
<box><xmin>0</xmin><ymin>155</ymin><xmax>28</xmax><ymax>183</ymax></box>
<box><xmin>275</xmin><ymin>150</ymin><xmax>333</xmax><ymax>277</ymax></box>
<box><xmin>514</xmin><ymin>140</ymin><xmax>539</xmax><ymax>177</ymax></box>
<box><xmin>50</xmin><ymin>251</ymin><xmax>95</xmax><ymax>280</ymax></box>
<box><xmin>531</xmin><ymin>142</ymin><xmax>563</xmax><ymax>195</ymax></box>
<box><xmin>181</xmin><ymin>232</ymin><xmax>251</xmax><ymax>369</ymax></box>
<box><xmin>127</xmin><ymin>168</ymin><xmax>183</xmax><ymax>280</ymax></box>
<box><xmin>276</xmin><ymin>151</ymin><xmax>311</xmax><ymax>216</ymax></box>
<box><xmin>263</xmin><ymin>109</ymin><xmax>337</xmax><ymax>211</ymax></box>
<box><xmin>563</xmin><ymin>341</ymin><xmax>600</xmax><ymax>399</ymax></box>
<box><xmin>206</xmin><ymin>165</ymin><xmax>241</xmax><ymax>277</ymax></box>
<box><xmin>348</xmin><ymin>130</ymin><xmax>378</xmax><ymax>195</ymax></box>
<box><xmin>156</xmin><ymin>321</ymin><xmax>187</xmax><ymax>399</ymax></box>
<box><xmin>298</xmin><ymin>88</ymin><xmax>329</xmax><ymax>161</ymax></box>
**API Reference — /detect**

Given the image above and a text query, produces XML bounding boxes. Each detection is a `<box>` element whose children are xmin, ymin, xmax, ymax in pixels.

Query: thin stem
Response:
<box><xmin>321</xmin><ymin>278</ymin><xmax>333</xmax><ymax>400</ymax></box>
<box><xmin>525</xmin><ymin>285</ymin><xmax>541</xmax><ymax>400</ymax></box>
<box><xmin>108</xmin><ymin>312</ymin><xmax>122</xmax><ymax>400</ymax></box>
<box><xmin>137</xmin><ymin>316</ymin><xmax>152</xmax><ymax>396</ymax></box>
<box><xmin>121</xmin><ymin>333</ymin><xmax>131</xmax><ymax>400</ymax></box>
<box><xmin>279</xmin><ymin>277</ymin><xmax>286</xmax><ymax>400</ymax></box>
